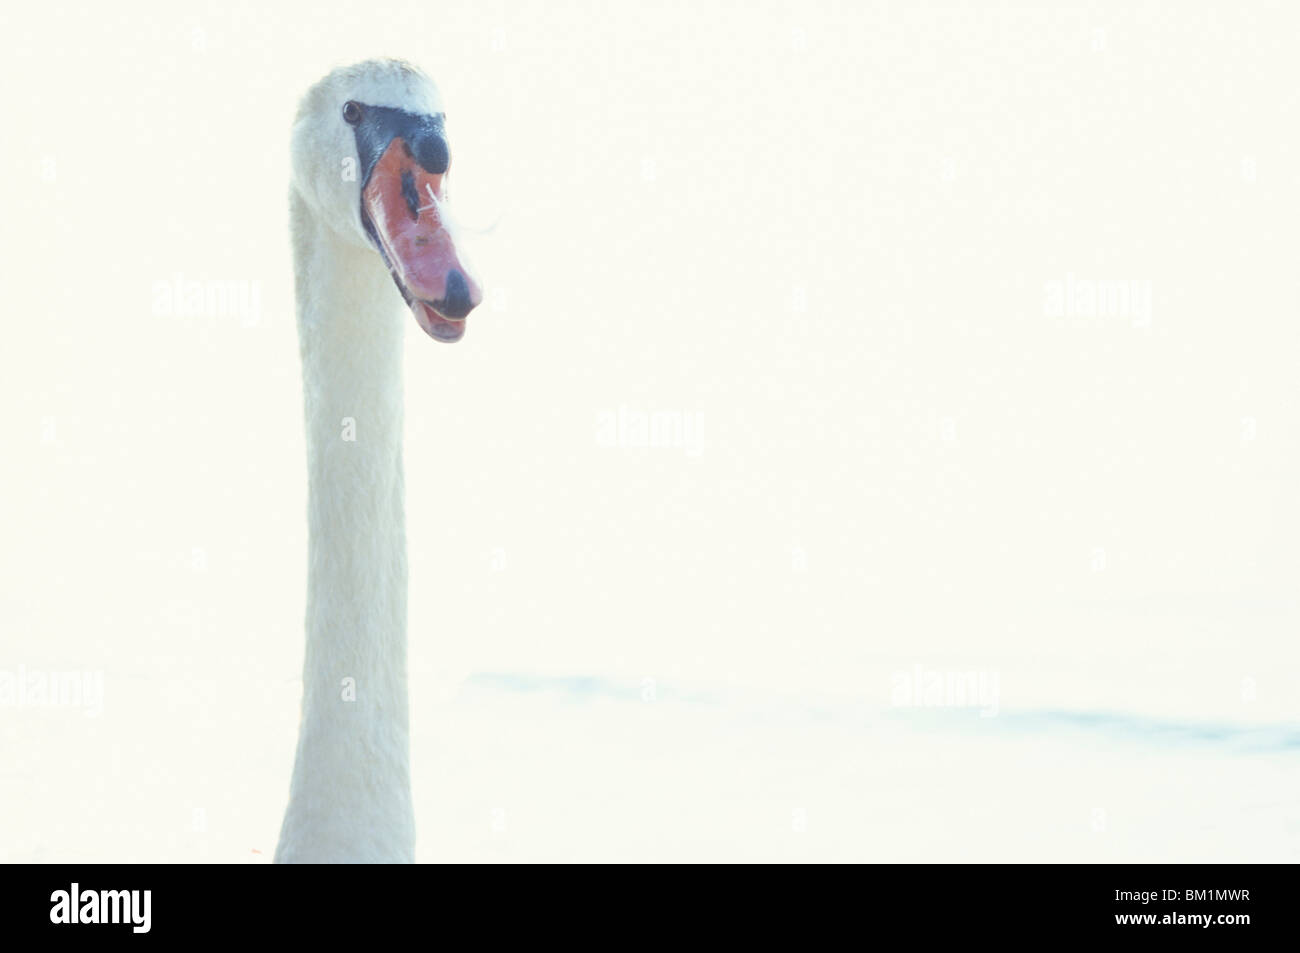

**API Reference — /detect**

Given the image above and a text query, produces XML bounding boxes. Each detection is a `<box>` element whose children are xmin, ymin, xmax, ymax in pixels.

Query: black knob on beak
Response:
<box><xmin>433</xmin><ymin>269</ymin><xmax>476</xmax><ymax>320</ymax></box>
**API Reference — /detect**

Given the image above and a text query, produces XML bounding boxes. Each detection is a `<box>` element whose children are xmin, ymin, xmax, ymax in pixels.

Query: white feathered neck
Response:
<box><xmin>274</xmin><ymin>170</ymin><xmax>415</xmax><ymax>865</ymax></box>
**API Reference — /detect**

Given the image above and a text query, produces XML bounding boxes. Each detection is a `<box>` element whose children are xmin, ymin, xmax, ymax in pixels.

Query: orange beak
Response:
<box><xmin>362</xmin><ymin>138</ymin><xmax>483</xmax><ymax>342</ymax></box>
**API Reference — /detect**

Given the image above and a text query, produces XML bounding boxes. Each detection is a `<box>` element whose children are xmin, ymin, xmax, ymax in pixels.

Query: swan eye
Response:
<box><xmin>342</xmin><ymin>101</ymin><xmax>363</xmax><ymax>124</ymax></box>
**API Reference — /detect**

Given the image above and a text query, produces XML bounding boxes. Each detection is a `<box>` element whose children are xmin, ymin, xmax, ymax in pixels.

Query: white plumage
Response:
<box><xmin>276</xmin><ymin>60</ymin><xmax>458</xmax><ymax>864</ymax></box>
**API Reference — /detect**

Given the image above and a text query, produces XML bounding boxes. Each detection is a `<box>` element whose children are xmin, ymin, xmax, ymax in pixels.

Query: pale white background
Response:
<box><xmin>2</xmin><ymin>0</ymin><xmax>1298</xmax><ymax>862</ymax></box>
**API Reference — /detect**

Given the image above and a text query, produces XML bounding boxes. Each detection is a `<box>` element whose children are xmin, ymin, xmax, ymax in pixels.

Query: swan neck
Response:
<box><xmin>276</xmin><ymin>192</ymin><xmax>414</xmax><ymax>863</ymax></box>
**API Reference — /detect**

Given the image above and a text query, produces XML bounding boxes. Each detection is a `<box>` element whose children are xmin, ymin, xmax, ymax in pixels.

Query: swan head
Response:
<box><xmin>292</xmin><ymin>59</ymin><xmax>483</xmax><ymax>342</ymax></box>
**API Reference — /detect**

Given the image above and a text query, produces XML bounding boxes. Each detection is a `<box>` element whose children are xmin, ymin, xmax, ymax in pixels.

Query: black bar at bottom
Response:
<box><xmin>0</xmin><ymin>863</ymin><xmax>1287</xmax><ymax>940</ymax></box>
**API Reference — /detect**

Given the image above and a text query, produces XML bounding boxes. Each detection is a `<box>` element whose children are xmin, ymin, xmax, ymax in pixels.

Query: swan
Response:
<box><xmin>275</xmin><ymin>59</ymin><xmax>482</xmax><ymax>864</ymax></box>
